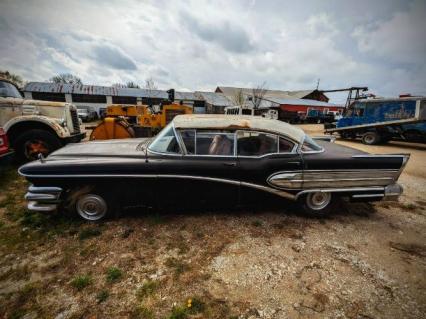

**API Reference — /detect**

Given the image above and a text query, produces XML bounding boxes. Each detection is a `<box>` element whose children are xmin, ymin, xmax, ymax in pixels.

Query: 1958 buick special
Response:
<box><xmin>19</xmin><ymin>115</ymin><xmax>409</xmax><ymax>221</ymax></box>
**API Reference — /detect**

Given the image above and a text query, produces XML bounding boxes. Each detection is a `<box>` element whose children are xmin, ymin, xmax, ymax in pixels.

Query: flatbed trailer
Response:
<box><xmin>325</xmin><ymin>97</ymin><xmax>426</xmax><ymax>144</ymax></box>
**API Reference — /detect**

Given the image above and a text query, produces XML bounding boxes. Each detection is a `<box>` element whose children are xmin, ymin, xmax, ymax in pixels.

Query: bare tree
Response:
<box><xmin>126</xmin><ymin>81</ymin><xmax>140</xmax><ymax>88</ymax></box>
<box><xmin>250</xmin><ymin>82</ymin><xmax>268</xmax><ymax>109</ymax></box>
<box><xmin>144</xmin><ymin>77</ymin><xmax>157</xmax><ymax>90</ymax></box>
<box><xmin>112</xmin><ymin>83</ymin><xmax>126</xmax><ymax>88</ymax></box>
<box><xmin>0</xmin><ymin>70</ymin><xmax>24</xmax><ymax>86</ymax></box>
<box><xmin>232</xmin><ymin>88</ymin><xmax>245</xmax><ymax>107</ymax></box>
<box><xmin>49</xmin><ymin>73</ymin><xmax>82</xmax><ymax>85</ymax></box>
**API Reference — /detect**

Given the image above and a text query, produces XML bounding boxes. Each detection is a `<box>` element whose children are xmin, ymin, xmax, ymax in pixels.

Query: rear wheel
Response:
<box><xmin>361</xmin><ymin>131</ymin><xmax>381</xmax><ymax>145</ymax></box>
<box><xmin>299</xmin><ymin>192</ymin><xmax>335</xmax><ymax>217</ymax></box>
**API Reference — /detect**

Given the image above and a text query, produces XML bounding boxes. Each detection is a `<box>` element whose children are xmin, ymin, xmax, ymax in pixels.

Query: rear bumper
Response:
<box><xmin>25</xmin><ymin>185</ymin><xmax>62</xmax><ymax>212</ymax></box>
<box><xmin>350</xmin><ymin>183</ymin><xmax>403</xmax><ymax>202</ymax></box>
<box><xmin>63</xmin><ymin>132</ymin><xmax>86</xmax><ymax>143</ymax></box>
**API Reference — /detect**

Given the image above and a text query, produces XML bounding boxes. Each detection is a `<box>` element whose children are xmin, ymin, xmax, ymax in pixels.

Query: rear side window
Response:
<box><xmin>196</xmin><ymin>132</ymin><xmax>235</xmax><ymax>156</ymax></box>
<box><xmin>237</xmin><ymin>131</ymin><xmax>278</xmax><ymax>156</ymax></box>
<box><xmin>279</xmin><ymin>137</ymin><xmax>295</xmax><ymax>153</ymax></box>
<box><xmin>301</xmin><ymin>135</ymin><xmax>323</xmax><ymax>152</ymax></box>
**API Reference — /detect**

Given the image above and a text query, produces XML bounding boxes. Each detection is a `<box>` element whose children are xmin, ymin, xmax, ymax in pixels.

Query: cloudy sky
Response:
<box><xmin>0</xmin><ymin>0</ymin><xmax>425</xmax><ymax>102</ymax></box>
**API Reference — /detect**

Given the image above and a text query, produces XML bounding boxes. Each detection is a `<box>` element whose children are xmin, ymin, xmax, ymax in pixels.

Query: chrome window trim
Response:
<box><xmin>175</xmin><ymin>128</ymin><xmax>299</xmax><ymax>158</ymax></box>
<box><xmin>298</xmin><ymin>135</ymin><xmax>325</xmax><ymax>154</ymax></box>
<box><xmin>147</xmin><ymin>123</ymin><xmax>182</xmax><ymax>156</ymax></box>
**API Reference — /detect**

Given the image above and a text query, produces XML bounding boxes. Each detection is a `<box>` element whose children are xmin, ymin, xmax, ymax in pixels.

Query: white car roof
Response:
<box><xmin>173</xmin><ymin>114</ymin><xmax>305</xmax><ymax>143</ymax></box>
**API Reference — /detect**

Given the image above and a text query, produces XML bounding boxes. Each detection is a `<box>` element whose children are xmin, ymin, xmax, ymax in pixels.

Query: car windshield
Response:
<box><xmin>0</xmin><ymin>81</ymin><xmax>22</xmax><ymax>98</ymax></box>
<box><xmin>301</xmin><ymin>135</ymin><xmax>323</xmax><ymax>152</ymax></box>
<box><xmin>148</xmin><ymin>123</ymin><xmax>181</xmax><ymax>154</ymax></box>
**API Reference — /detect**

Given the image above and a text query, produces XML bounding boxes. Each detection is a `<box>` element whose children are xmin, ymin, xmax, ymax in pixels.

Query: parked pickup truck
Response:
<box><xmin>325</xmin><ymin>97</ymin><xmax>426</xmax><ymax>144</ymax></box>
<box><xmin>0</xmin><ymin>78</ymin><xmax>85</xmax><ymax>161</ymax></box>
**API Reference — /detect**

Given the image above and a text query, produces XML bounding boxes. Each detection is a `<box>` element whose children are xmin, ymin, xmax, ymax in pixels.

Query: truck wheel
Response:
<box><xmin>13</xmin><ymin>129</ymin><xmax>62</xmax><ymax>162</ymax></box>
<box><xmin>362</xmin><ymin>132</ymin><xmax>381</xmax><ymax>145</ymax></box>
<box><xmin>299</xmin><ymin>192</ymin><xmax>335</xmax><ymax>217</ymax></box>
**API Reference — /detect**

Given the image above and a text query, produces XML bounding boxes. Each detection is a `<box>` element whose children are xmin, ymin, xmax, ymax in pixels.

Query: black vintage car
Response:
<box><xmin>19</xmin><ymin>115</ymin><xmax>409</xmax><ymax>221</ymax></box>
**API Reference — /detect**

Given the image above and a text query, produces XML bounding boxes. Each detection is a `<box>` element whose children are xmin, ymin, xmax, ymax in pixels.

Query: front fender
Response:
<box><xmin>4</xmin><ymin>116</ymin><xmax>71</xmax><ymax>138</ymax></box>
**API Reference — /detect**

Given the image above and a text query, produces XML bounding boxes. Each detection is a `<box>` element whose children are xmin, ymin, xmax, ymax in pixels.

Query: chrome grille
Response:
<box><xmin>70</xmin><ymin>108</ymin><xmax>81</xmax><ymax>133</ymax></box>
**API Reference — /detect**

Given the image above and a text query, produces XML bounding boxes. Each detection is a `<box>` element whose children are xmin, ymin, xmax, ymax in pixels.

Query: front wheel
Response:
<box><xmin>13</xmin><ymin>129</ymin><xmax>62</xmax><ymax>162</ymax></box>
<box><xmin>67</xmin><ymin>188</ymin><xmax>119</xmax><ymax>221</ymax></box>
<box><xmin>299</xmin><ymin>192</ymin><xmax>335</xmax><ymax>217</ymax></box>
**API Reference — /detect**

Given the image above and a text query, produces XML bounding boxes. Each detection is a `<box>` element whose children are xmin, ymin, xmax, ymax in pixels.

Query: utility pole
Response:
<box><xmin>316</xmin><ymin>78</ymin><xmax>320</xmax><ymax>90</ymax></box>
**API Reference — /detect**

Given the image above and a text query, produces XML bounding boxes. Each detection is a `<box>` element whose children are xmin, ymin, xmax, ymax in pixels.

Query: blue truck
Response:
<box><xmin>325</xmin><ymin>97</ymin><xmax>426</xmax><ymax>144</ymax></box>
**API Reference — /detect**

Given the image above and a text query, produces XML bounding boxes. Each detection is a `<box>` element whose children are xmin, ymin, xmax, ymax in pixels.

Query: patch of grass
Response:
<box><xmin>71</xmin><ymin>274</ymin><xmax>92</xmax><ymax>291</ymax></box>
<box><xmin>130</xmin><ymin>305</ymin><xmax>154</xmax><ymax>319</ymax></box>
<box><xmin>97</xmin><ymin>290</ymin><xmax>109</xmax><ymax>303</ymax></box>
<box><xmin>252</xmin><ymin>220</ymin><xmax>263</xmax><ymax>227</ymax></box>
<box><xmin>121</xmin><ymin>227</ymin><xmax>134</xmax><ymax>238</ymax></box>
<box><xmin>106</xmin><ymin>267</ymin><xmax>123</xmax><ymax>283</ymax></box>
<box><xmin>168</xmin><ymin>306</ymin><xmax>188</xmax><ymax>319</ymax></box>
<box><xmin>136</xmin><ymin>280</ymin><xmax>157</xmax><ymax>300</ymax></box>
<box><xmin>165</xmin><ymin>257</ymin><xmax>190</xmax><ymax>277</ymax></box>
<box><xmin>403</xmin><ymin>203</ymin><xmax>417</xmax><ymax>210</ymax></box>
<box><xmin>78</xmin><ymin>228</ymin><xmax>102</xmax><ymax>240</ymax></box>
<box><xmin>187</xmin><ymin>297</ymin><xmax>205</xmax><ymax>314</ymax></box>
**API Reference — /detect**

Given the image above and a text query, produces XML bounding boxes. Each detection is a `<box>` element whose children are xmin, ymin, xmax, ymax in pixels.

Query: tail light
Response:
<box><xmin>0</xmin><ymin>128</ymin><xmax>10</xmax><ymax>155</ymax></box>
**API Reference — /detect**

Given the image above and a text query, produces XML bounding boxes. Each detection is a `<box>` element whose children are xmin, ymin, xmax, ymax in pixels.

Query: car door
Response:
<box><xmin>175</xmin><ymin>129</ymin><xmax>239</xmax><ymax>208</ymax></box>
<box><xmin>147</xmin><ymin>126</ymin><xmax>240</xmax><ymax>209</ymax></box>
<box><xmin>236</xmin><ymin>130</ymin><xmax>302</xmax><ymax>206</ymax></box>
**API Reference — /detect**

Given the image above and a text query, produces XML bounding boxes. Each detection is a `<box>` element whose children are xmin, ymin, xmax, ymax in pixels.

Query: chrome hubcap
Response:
<box><xmin>76</xmin><ymin>194</ymin><xmax>107</xmax><ymax>221</ymax></box>
<box><xmin>306</xmin><ymin>192</ymin><xmax>331</xmax><ymax>211</ymax></box>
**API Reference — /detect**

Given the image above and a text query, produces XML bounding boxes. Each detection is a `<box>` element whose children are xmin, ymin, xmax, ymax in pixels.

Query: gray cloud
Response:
<box><xmin>93</xmin><ymin>44</ymin><xmax>137</xmax><ymax>70</ymax></box>
<box><xmin>181</xmin><ymin>11</ymin><xmax>254</xmax><ymax>53</ymax></box>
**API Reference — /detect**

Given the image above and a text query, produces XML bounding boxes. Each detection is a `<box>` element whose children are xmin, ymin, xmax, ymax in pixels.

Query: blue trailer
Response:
<box><xmin>325</xmin><ymin>97</ymin><xmax>426</xmax><ymax>144</ymax></box>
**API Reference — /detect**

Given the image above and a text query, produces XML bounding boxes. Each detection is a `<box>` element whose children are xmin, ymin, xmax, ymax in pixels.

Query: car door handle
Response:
<box><xmin>223</xmin><ymin>162</ymin><xmax>237</xmax><ymax>167</ymax></box>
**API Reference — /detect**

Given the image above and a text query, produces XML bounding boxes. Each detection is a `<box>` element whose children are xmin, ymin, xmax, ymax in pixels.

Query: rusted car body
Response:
<box><xmin>19</xmin><ymin>115</ymin><xmax>408</xmax><ymax>221</ymax></box>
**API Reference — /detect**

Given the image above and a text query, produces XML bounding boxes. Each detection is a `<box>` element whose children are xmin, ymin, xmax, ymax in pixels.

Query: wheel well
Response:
<box><xmin>7</xmin><ymin>121</ymin><xmax>60</xmax><ymax>144</ymax></box>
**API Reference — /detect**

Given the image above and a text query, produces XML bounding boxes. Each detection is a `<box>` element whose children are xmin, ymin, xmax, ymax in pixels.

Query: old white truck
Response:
<box><xmin>0</xmin><ymin>78</ymin><xmax>85</xmax><ymax>161</ymax></box>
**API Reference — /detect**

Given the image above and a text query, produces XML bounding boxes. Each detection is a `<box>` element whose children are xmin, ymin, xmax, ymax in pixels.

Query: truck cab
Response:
<box><xmin>0</xmin><ymin>78</ymin><xmax>85</xmax><ymax>161</ymax></box>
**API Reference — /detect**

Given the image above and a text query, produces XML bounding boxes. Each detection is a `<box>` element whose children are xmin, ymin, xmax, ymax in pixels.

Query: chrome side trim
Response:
<box><xmin>268</xmin><ymin>169</ymin><xmax>399</xmax><ymax>190</ymax></box>
<box><xmin>240</xmin><ymin>181</ymin><xmax>296</xmax><ymax>200</ymax></box>
<box><xmin>352</xmin><ymin>194</ymin><xmax>384</xmax><ymax>198</ymax></box>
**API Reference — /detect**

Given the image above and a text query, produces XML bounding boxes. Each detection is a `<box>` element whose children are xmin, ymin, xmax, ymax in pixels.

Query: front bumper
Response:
<box><xmin>25</xmin><ymin>185</ymin><xmax>62</xmax><ymax>212</ymax></box>
<box><xmin>63</xmin><ymin>132</ymin><xmax>86</xmax><ymax>143</ymax></box>
<box><xmin>0</xmin><ymin>150</ymin><xmax>15</xmax><ymax>167</ymax></box>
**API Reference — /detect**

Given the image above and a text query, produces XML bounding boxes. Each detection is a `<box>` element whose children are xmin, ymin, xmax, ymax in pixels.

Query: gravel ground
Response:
<box><xmin>0</xmin><ymin>124</ymin><xmax>425</xmax><ymax>318</ymax></box>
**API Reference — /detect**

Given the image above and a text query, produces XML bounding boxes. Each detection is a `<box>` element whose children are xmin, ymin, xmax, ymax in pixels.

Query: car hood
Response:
<box><xmin>48</xmin><ymin>138</ymin><xmax>150</xmax><ymax>159</ymax></box>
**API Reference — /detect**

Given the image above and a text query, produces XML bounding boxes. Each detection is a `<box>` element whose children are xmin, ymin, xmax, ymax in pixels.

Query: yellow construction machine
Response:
<box><xmin>90</xmin><ymin>102</ymin><xmax>192</xmax><ymax>140</ymax></box>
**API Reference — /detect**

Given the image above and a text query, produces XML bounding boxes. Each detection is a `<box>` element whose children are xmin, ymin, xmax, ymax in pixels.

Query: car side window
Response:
<box><xmin>279</xmin><ymin>137</ymin><xmax>295</xmax><ymax>153</ymax></box>
<box><xmin>148</xmin><ymin>124</ymin><xmax>181</xmax><ymax>154</ymax></box>
<box><xmin>196</xmin><ymin>131</ymin><xmax>235</xmax><ymax>156</ymax></box>
<box><xmin>180</xmin><ymin>129</ymin><xmax>195</xmax><ymax>154</ymax></box>
<box><xmin>237</xmin><ymin>131</ymin><xmax>278</xmax><ymax>156</ymax></box>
